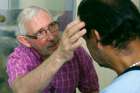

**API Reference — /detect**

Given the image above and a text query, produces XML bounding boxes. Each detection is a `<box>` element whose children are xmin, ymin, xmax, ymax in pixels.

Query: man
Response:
<box><xmin>78</xmin><ymin>0</ymin><xmax>140</xmax><ymax>93</ymax></box>
<box><xmin>6</xmin><ymin>6</ymin><xmax>99</xmax><ymax>93</ymax></box>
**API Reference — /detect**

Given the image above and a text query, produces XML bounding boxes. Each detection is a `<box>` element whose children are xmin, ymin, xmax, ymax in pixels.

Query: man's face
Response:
<box><xmin>25</xmin><ymin>10</ymin><xmax>60</xmax><ymax>57</ymax></box>
<box><xmin>85</xmin><ymin>36</ymin><xmax>113</xmax><ymax>68</ymax></box>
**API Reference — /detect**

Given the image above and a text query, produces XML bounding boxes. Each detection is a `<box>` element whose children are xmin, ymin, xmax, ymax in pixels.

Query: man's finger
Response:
<box><xmin>66</xmin><ymin>19</ymin><xmax>80</xmax><ymax>30</ymax></box>
<box><xmin>67</xmin><ymin>22</ymin><xmax>85</xmax><ymax>38</ymax></box>
<box><xmin>70</xmin><ymin>29</ymin><xmax>86</xmax><ymax>43</ymax></box>
<box><xmin>71</xmin><ymin>39</ymin><xmax>82</xmax><ymax>50</ymax></box>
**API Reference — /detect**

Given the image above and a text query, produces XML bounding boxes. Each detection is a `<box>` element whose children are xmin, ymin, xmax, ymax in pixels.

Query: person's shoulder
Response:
<box><xmin>101</xmin><ymin>70</ymin><xmax>140</xmax><ymax>93</ymax></box>
<box><xmin>75</xmin><ymin>47</ymin><xmax>86</xmax><ymax>54</ymax></box>
<box><xmin>8</xmin><ymin>44</ymin><xmax>33</xmax><ymax>59</ymax></box>
<box><xmin>74</xmin><ymin>47</ymin><xmax>91</xmax><ymax>58</ymax></box>
<box><xmin>117</xmin><ymin>70</ymin><xmax>140</xmax><ymax>82</ymax></box>
<box><xmin>7</xmin><ymin>44</ymin><xmax>41</xmax><ymax>68</ymax></box>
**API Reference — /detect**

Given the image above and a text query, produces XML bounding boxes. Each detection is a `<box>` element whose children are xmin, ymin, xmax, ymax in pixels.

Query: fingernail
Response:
<box><xmin>82</xmin><ymin>29</ymin><xmax>87</xmax><ymax>33</ymax></box>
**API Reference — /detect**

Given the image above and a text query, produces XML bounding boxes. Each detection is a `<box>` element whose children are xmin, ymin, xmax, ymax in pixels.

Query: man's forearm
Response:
<box><xmin>12</xmin><ymin>51</ymin><xmax>65</xmax><ymax>93</ymax></box>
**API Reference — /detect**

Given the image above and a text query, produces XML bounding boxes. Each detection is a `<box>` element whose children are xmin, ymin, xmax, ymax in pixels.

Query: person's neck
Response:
<box><xmin>111</xmin><ymin>59</ymin><xmax>129</xmax><ymax>75</ymax></box>
<box><xmin>113</xmin><ymin>39</ymin><xmax>140</xmax><ymax>75</ymax></box>
<box><xmin>114</xmin><ymin>60</ymin><xmax>140</xmax><ymax>75</ymax></box>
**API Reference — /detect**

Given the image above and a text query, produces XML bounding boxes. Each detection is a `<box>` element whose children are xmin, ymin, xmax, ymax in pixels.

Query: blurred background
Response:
<box><xmin>0</xmin><ymin>0</ymin><xmax>139</xmax><ymax>93</ymax></box>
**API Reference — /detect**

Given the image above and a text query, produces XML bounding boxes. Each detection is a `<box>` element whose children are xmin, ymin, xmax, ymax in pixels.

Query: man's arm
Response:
<box><xmin>11</xmin><ymin>52</ymin><xmax>65</xmax><ymax>93</ymax></box>
<box><xmin>10</xmin><ymin>20</ymin><xmax>86</xmax><ymax>93</ymax></box>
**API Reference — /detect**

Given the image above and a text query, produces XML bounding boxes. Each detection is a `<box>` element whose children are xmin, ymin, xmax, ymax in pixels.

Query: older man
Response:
<box><xmin>78</xmin><ymin>0</ymin><xmax>140</xmax><ymax>93</ymax></box>
<box><xmin>6</xmin><ymin>6</ymin><xmax>99</xmax><ymax>93</ymax></box>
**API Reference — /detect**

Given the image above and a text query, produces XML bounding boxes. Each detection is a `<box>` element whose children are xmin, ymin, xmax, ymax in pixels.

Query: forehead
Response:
<box><xmin>25</xmin><ymin>10</ymin><xmax>53</xmax><ymax>34</ymax></box>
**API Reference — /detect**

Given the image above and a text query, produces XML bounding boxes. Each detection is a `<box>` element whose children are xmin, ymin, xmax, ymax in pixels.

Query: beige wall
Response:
<box><xmin>132</xmin><ymin>0</ymin><xmax>140</xmax><ymax>8</ymax></box>
<box><xmin>19</xmin><ymin>0</ymin><xmax>65</xmax><ymax>11</ymax></box>
<box><xmin>19</xmin><ymin>0</ymin><xmax>75</xmax><ymax>23</ymax></box>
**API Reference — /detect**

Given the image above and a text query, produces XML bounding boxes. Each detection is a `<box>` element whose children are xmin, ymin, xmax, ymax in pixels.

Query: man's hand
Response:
<box><xmin>54</xmin><ymin>19</ymin><xmax>86</xmax><ymax>63</ymax></box>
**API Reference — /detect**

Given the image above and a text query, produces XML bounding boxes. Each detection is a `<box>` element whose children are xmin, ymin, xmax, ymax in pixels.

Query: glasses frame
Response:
<box><xmin>25</xmin><ymin>21</ymin><xmax>59</xmax><ymax>39</ymax></box>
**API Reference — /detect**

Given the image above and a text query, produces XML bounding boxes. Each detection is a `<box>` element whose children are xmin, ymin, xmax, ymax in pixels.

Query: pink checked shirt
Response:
<box><xmin>6</xmin><ymin>44</ymin><xmax>99</xmax><ymax>93</ymax></box>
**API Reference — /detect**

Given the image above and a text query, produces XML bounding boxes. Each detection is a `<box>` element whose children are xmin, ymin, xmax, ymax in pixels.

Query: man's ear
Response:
<box><xmin>17</xmin><ymin>36</ymin><xmax>32</xmax><ymax>47</ymax></box>
<box><xmin>91</xmin><ymin>29</ymin><xmax>103</xmax><ymax>49</ymax></box>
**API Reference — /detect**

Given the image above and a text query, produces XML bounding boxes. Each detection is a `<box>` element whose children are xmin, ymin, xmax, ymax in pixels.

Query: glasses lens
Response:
<box><xmin>48</xmin><ymin>21</ymin><xmax>59</xmax><ymax>32</ymax></box>
<box><xmin>25</xmin><ymin>21</ymin><xmax>59</xmax><ymax>39</ymax></box>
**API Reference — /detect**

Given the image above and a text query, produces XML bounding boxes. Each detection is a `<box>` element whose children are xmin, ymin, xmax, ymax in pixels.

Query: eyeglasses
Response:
<box><xmin>25</xmin><ymin>21</ymin><xmax>59</xmax><ymax>39</ymax></box>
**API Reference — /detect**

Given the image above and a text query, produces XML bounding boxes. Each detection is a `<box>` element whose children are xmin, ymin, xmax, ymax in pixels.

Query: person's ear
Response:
<box><xmin>92</xmin><ymin>30</ymin><xmax>103</xmax><ymax>49</ymax></box>
<box><xmin>17</xmin><ymin>36</ymin><xmax>32</xmax><ymax>47</ymax></box>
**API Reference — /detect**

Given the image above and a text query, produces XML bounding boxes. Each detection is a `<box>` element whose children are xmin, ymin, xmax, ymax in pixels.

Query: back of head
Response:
<box><xmin>78</xmin><ymin>0</ymin><xmax>140</xmax><ymax>48</ymax></box>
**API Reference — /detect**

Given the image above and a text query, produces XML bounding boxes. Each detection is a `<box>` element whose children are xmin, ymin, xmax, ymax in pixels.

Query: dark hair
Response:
<box><xmin>78</xmin><ymin>0</ymin><xmax>140</xmax><ymax>48</ymax></box>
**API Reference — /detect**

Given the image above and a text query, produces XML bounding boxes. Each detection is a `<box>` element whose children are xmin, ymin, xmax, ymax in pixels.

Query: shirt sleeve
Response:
<box><xmin>6</xmin><ymin>55</ymin><xmax>37</xmax><ymax>87</ymax></box>
<box><xmin>77</xmin><ymin>47</ymin><xmax>99</xmax><ymax>93</ymax></box>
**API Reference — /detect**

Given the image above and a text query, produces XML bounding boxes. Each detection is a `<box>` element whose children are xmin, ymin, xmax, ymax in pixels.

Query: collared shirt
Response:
<box><xmin>101</xmin><ymin>67</ymin><xmax>140</xmax><ymax>93</ymax></box>
<box><xmin>6</xmin><ymin>44</ymin><xmax>99</xmax><ymax>93</ymax></box>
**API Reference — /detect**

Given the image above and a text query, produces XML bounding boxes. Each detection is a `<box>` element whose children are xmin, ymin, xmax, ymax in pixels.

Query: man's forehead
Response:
<box><xmin>33</xmin><ymin>10</ymin><xmax>52</xmax><ymax>25</ymax></box>
<box><xmin>26</xmin><ymin>11</ymin><xmax>53</xmax><ymax>34</ymax></box>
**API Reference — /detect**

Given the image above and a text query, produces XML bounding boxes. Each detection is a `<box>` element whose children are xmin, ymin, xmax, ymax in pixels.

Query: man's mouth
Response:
<box><xmin>47</xmin><ymin>43</ymin><xmax>58</xmax><ymax>50</ymax></box>
<box><xmin>51</xmin><ymin>44</ymin><xmax>58</xmax><ymax>50</ymax></box>
<box><xmin>46</xmin><ymin>39</ymin><xmax>60</xmax><ymax>50</ymax></box>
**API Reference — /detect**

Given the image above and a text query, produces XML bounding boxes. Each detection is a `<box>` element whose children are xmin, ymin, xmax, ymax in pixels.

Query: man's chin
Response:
<box><xmin>41</xmin><ymin>45</ymin><xmax>58</xmax><ymax>58</ymax></box>
<box><xmin>50</xmin><ymin>46</ymin><xmax>58</xmax><ymax>51</ymax></box>
<box><xmin>42</xmin><ymin>49</ymin><xmax>56</xmax><ymax>57</ymax></box>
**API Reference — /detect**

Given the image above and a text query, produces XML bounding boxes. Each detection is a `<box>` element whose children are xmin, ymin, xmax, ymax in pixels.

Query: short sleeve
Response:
<box><xmin>6</xmin><ymin>55</ymin><xmax>38</xmax><ymax>87</ymax></box>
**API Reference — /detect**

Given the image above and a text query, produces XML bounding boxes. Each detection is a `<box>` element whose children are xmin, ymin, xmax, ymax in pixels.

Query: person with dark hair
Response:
<box><xmin>78</xmin><ymin>0</ymin><xmax>140</xmax><ymax>93</ymax></box>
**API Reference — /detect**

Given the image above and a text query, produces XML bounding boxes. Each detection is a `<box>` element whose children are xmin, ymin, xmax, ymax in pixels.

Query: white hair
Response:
<box><xmin>16</xmin><ymin>6</ymin><xmax>51</xmax><ymax>36</ymax></box>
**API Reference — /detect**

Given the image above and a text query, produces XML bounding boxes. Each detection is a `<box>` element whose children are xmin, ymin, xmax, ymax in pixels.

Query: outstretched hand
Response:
<box><xmin>54</xmin><ymin>19</ymin><xmax>86</xmax><ymax>63</ymax></box>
